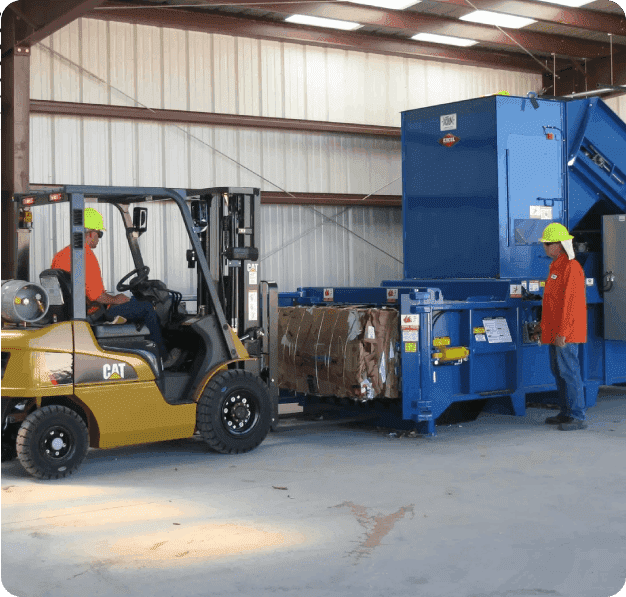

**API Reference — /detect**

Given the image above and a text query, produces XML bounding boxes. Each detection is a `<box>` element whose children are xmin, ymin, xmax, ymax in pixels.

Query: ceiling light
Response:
<box><xmin>349</xmin><ymin>0</ymin><xmax>420</xmax><ymax>9</ymax></box>
<box><xmin>285</xmin><ymin>14</ymin><xmax>362</xmax><ymax>30</ymax></box>
<box><xmin>460</xmin><ymin>10</ymin><xmax>536</xmax><ymax>28</ymax></box>
<box><xmin>532</xmin><ymin>0</ymin><xmax>594</xmax><ymax>6</ymax></box>
<box><xmin>412</xmin><ymin>32</ymin><xmax>478</xmax><ymax>47</ymax></box>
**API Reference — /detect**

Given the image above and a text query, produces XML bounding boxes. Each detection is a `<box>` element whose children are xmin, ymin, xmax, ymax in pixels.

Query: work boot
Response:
<box><xmin>558</xmin><ymin>420</ymin><xmax>588</xmax><ymax>431</ymax></box>
<box><xmin>163</xmin><ymin>348</ymin><xmax>182</xmax><ymax>369</ymax></box>
<box><xmin>545</xmin><ymin>414</ymin><xmax>573</xmax><ymax>425</ymax></box>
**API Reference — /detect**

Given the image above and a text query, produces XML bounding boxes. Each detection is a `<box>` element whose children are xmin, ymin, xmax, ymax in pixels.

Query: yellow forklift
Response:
<box><xmin>1</xmin><ymin>186</ymin><xmax>279</xmax><ymax>479</ymax></box>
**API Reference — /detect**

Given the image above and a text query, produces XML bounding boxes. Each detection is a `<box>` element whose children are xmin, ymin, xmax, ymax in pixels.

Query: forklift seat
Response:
<box><xmin>40</xmin><ymin>269</ymin><xmax>149</xmax><ymax>335</ymax></box>
<box><xmin>39</xmin><ymin>269</ymin><xmax>72</xmax><ymax>321</ymax></box>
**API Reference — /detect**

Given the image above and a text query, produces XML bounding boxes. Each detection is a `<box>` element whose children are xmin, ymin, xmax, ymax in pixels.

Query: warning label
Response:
<box><xmin>247</xmin><ymin>263</ymin><xmax>258</xmax><ymax>285</ymax></box>
<box><xmin>323</xmin><ymin>288</ymin><xmax>334</xmax><ymax>302</ymax></box>
<box><xmin>386</xmin><ymin>288</ymin><xmax>398</xmax><ymax>303</ymax></box>
<box><xmin>401</xmin><ymin>314</ymin><xmax>419</xmax><ymax>342</ymax></box>
<box><xmin>401</xmin><ymin>314</ymin><xmax>419</xmax><ymax>329</ymax></box>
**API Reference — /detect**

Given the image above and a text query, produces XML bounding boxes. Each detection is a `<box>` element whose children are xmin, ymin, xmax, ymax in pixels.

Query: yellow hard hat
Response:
<box><xmin>539</xmin><ymin>223</ymin><xmax>573</xmax><ymax>243</ymax></box>
<box><xmin>84</xmin><ymin>207</ymin><xmax>106</xmax><ymax>232</ymax></box>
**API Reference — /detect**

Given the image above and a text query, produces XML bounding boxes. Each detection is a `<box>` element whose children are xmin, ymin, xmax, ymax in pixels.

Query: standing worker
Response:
<box><xmin>51</xmin><ymin>207</ymin><xmax>180</xmax><ymax>368</ymax></box>
<box><xmin>536</xmin><ymin>223</ymin><xmax>588</xmax><ymax>431</ymax></box>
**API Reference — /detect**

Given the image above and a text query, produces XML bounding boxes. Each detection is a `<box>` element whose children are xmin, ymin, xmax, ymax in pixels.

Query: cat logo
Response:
<box><xmin>103</xmin><ymin>363</ymin><xmax>126</xmax><ymax>380</ymax></box>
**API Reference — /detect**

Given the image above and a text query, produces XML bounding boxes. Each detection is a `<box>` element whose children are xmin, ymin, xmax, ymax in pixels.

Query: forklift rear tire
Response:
<box><xmin>16</xmin><ymin>405</ymin><xmax>89</xmax><ymax>480</ymax></box>
<box><xmin>197</xmin><ymin>370</ymin><xmax>271</xmax><ymax>454</ymax></box>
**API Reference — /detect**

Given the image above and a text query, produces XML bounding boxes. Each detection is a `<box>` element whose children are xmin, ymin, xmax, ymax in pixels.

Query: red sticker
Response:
<box><xmin>439</xmin><ymin>134</ymin><xmax>460</xmax><ymax>147</ymax></box>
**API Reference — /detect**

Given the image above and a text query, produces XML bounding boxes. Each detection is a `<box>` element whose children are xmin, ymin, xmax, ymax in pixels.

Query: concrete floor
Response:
<box><xmin>2</xmin><ymin>391</ymin><xmax>626</xmax><ymax>597</ymax></box>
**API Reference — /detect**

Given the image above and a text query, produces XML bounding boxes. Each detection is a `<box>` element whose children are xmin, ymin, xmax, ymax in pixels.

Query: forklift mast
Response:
<box><xmin>189</xmin><ymin>188</ymin><xmax>261</xmax><ymax>341</ymax></box>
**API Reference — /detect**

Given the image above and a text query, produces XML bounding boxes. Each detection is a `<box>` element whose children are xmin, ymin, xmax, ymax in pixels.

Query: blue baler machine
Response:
<box><xmin>277</xmin><ymin>94</ymin><xmax>626</xmax><ymax>435</ymax></box>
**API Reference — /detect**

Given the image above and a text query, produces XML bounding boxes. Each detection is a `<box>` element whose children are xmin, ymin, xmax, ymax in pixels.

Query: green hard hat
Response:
<box><xmin>84</xmin><ymin>207</ymin><xmax>106</xmax><ymax>232</ymax></box>
<box><xmin>539</xmin><ymin>223</ymin><xmax>573</xmax><ymax>243</ymax></box>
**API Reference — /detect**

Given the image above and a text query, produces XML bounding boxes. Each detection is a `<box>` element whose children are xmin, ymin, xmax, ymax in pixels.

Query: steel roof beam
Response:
<box><xmin>427</xmin><ymin>0</ymin><xmax>626</xmax><ymax>37</ymax></box>
<box><xmin>5</xmin><ymin>0</ymin><xmax>108</xmax><ymax>50</ymax></box>
<box><xmin>228</xmin><ymin>1</ymin><xmax>615</xmax><ymax>59</ymax></box>
<box><xmin>92</xmin><ymin>5</ymin><xmax>562</xmax><ymax>72</ymax></box>
<box><xmin>30</xmin><ymin>99</ymin><xmax>402</xmax><ymax>137</ymax></box>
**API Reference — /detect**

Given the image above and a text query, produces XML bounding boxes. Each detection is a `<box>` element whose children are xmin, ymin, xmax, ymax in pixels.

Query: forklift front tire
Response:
<box><xmin>197</xmin><ymin>370</ymin><xmax>271</xmax><ymax>454</ymax></box>
<box><xmin>16</xmin><ymin>405</ymin><xmax>89</xmax><ymax>480</ymax></box>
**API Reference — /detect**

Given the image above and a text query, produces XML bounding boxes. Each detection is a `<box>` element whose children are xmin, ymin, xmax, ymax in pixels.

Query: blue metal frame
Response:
<box><xmin>278</xmin><ymin>95</ymin><xmax>626</xmax><ymax>435</ymax></box>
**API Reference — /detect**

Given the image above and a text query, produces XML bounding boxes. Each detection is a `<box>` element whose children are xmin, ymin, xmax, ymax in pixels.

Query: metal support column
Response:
<box><xmin>1</xmin><ymin>10</ymin><xmax>31</xmax><ymax>280</ymax></box>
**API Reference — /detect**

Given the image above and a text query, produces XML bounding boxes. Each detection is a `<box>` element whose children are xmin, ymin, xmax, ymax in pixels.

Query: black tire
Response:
<box><xmin>16</xmin><ymin>405</ymin><xmax>89</xmax><ymax>480</ymax></box>
<box><xmin>197</xmin><ymin>370</ymin><xmax>271</xmax><ymax>454</ymax></box>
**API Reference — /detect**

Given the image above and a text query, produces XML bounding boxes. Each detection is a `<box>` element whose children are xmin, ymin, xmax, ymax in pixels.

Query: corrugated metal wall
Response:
<box><xmin>28</xmin><ymin>18</ymin><xmax>542</xmax><ymax>293</ymax></box>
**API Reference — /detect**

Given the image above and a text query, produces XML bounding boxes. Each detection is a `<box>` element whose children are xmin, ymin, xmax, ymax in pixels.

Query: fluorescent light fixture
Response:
<box><xmin>460</xmin><ymin>10</ymin><xmax>536</xmax><ymax>28</ymax></box>
<box><xmin>533</xmin><ymin>0</ymin><xmax>593</xmax><ymax>5</ymax></box>
<box><xmin>349</xmin><ymin>0</ymin><xmax>420</xmax><ymax>9</ymax></box>
<box><xmin>285</xmin><ymin>14</ymin><xmax>362</xmax><ymax>30</ymax></box>
<box><xmin>412</xmin><ymin>32</ymin><xmax>478</xmax><ymax>47</ymax></box>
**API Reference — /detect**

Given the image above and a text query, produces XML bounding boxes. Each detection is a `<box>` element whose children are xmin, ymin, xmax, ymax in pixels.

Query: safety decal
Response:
<box><xmin>510</xmin><ymin>284</ymin><xmax>523</xmax><ymax>298</ymax></box>
<box><xmin>404</xmin><ymin>342</ymin><xmax>417</xmax><ymax>353</ymax></box>
<box><xmin>473</xmin><ymin>327</ymin><xmax>485</xmax><ymax>335</ymax></box>
<box><xmin>529</xmin><ymin>281</ymin><xmax>540</xmax><ymax>292</ymax></box>
<box><xmin>401</xmin><ymin>314</ymin><xmax>419</xmax><ymax>329</ymax></box>
<box><xmin>248</xmin><ymin>290</ymin><xmax>258</xmax><ymax>321</ymax></box>
<box><xmin>551</xmin><ymin>274</ymin><xmax>557</xmax><ymax>279</ymax></box>
<box><xmin>386</xmin><ymin>288</ymin><xmax>398</xmax><ymax>303</ymax></box>
<box><xmin>540</xmin><ymin>281</ymin><xmax>546</xmax><ymax>287</ymax></box>
<box><xmin>433</xmin><ymin>337</ymin><xmax>450</xmax><ymax>347</ymax></box>
<box><xmin>402</xmin><ymin>314</ymin><xmax>419</xmax><ymax>341</ymax></box>
<box><xmin>439</xmin><ymin>134</ymin><xmax>460</xmax><ymax>148</ymax></box>
<box><xmin>247</xmin><ymin>263</ymin><xmax>258</xmax><ymax>286</ymax></box>
<box><xmin>586</xmin><ymin>278</ymin><xmax>594</xmax><ymax>286</ymax></box>
<box><xmin>323</xmin><ymin>288</ymin><xmax>334</xmax><ymax>302</ymax></box>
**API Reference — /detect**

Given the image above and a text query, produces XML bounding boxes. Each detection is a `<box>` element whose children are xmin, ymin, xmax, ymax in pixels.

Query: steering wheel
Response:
<box><xmin>116</xmin><ymin>266</ymin><xmax>150</xmax><ymax>292</ymax></box>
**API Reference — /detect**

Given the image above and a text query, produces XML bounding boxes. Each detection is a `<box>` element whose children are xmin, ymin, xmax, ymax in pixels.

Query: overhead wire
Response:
<box><xmin>36</xmin><ymin>41</ymin><xmax>404</xmax><ymax>265</ymax></box>
<box><xmin>463</xmin><ymin>0</ymin><xmax>558</xmax><ymax>79</ymax></box>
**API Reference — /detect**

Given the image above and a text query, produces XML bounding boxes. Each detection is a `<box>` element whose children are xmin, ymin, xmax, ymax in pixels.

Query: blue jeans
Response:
<box><xmin>107</xmin><ymin>298</ymin><xmax>166</xmax><ymax>356</ymax></box>
<box><xmin>549</xmin><ymin>343</ymin><xmax>586</xmax><ymax>421</ymax></box>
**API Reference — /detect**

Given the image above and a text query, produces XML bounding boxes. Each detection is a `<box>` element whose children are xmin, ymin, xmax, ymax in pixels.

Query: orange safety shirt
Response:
<box><xmin>51</xmin><ymin>245</ymin><xmax>105</xmax><ymax>311</ymax></box>
<box><xmin>541</xmin><ymin>252</ymin><xmax>587</xmax><ymax>344</ymax></box>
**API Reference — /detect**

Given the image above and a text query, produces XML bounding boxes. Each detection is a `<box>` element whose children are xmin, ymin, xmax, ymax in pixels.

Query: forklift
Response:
<box><xmin>1</xmin><ymin>186</ymin><xmax>279</xmax><ymax>479</ymax></box>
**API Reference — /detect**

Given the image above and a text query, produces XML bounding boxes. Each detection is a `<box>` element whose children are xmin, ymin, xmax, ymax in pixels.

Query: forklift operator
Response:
<box><xmin>51</xmin><ymin>208</ymin><xmax>179</xmax><ymax>367</ymax></box>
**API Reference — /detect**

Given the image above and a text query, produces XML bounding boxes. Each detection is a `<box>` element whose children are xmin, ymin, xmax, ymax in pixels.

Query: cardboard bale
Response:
<box><xmin>276</xmin><ymin>306</ymin><xmax>399</xmax><ymax>399</ymax></box>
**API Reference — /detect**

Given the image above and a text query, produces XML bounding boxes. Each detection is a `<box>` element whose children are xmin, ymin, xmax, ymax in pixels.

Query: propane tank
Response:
<box><xmin>1</xmin><ymin>280</ymin><xmax>49</xmax><ymax>324</ymax></box>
